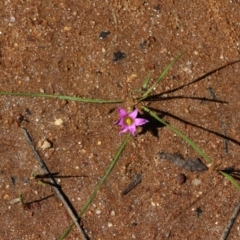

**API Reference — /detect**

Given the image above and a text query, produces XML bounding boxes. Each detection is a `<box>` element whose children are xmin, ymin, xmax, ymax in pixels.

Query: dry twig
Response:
<box><xmin>22</xmin><ymin>128</ymin><xmax>88</xmax><ymax>240</ymax></box>
<box><xmin>220</xmin><ymin>201</ymin><xmax>240</xmax><ymax>240</ymax></box>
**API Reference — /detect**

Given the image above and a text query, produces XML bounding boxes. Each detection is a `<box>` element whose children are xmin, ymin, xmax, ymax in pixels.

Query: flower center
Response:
<box><xmin>124</xmin><ymin>116</ymin><xmax>133</xmax><ymax>126</ymax></box>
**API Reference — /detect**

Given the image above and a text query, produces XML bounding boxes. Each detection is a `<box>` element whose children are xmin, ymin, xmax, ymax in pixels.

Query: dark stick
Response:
<box><xmin>122</xmin><ymin>173</ymin><xmax>142</xmax><ymax>195</ymax></box>
<box><xmin>220</xmin><ymin>201</ymin><xmax>240</xmax><ymax>240</ymax></box>
<box><xmin>21</xmin><ymin>128</ymin><xmax>88</xmax><ymax>240</ymax></box>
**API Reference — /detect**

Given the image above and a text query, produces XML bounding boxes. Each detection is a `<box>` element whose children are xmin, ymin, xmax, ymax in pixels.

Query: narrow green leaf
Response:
<box><xmin>142</xmin><ymin>75</ymin><xmax>150</xmax><ymax>90</ymax></box>
<box><xmin>142</xmin><ymin>106</ymin><xmax>213</xmax><ymax>165</ymax></box>
<box><xmin>0</xmin><ymin>91</ymin><xmax>124</xmax><ymax>104</ymax></box>
<box><xmin>19</xmin><ymin>194</ymin><xmax>24</xmax><ymax>205</ymax></box>
<box><xmin>139</xmin><ymin>50</ymin><xmax>186</xmax><ymax>101</ymax></box>
<box><xmin>59</xmin><ymin>134</ymin><xmax>130</xmax><ymax>240</ymax></box>
<box><xmin>220</xmin><ymin>171</ymin><xmax>240</xmax><ymax>192</ymax></box>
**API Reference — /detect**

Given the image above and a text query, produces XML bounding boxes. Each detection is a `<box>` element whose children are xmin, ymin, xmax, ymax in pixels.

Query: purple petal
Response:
<box><xmin>134</xmin><ymin>118</ymin><xmax>149</xmax><ymax>126</ymax></box>
<box><xmin>128</xmin><ymin>109</ymin><xmax>138</xmax><ymax>119</ymax></box>
<box><xmin>119</xmin><ymin>127</ymin><xmax>129</xmax><ymax>135</ymax></box>
<box><xmin>114</xmin><ymin>118</ymin><xmax>125</xmax><ymax>126</ymax></box>
<box><xmin>128</xmin><ymin>124</ymin><xmax>136</xmax><ymax>135</ymax></box>
<box><xmin>114</xmin><ymin>119</ymin><xmax>120</xmax><ymax>125</ymax></box>
<box><xmin>118</xmin><ymin>107</ymin><xmax>127</xmax><ymax>118</ymax></box>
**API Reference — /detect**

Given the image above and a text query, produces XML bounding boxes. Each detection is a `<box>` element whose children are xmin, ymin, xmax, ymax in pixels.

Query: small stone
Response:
<box><xmin>39</xmin><ymin>88</ymin><xmax>45</xmax><ymax>93</ymax></box>
<box><xmin>64</xmin><ymin>26</ymin><xmax>71</xmax><ymax>31</ymax></box>
<box><xmin>54</xmin><ymin>118</ymin><xmax>63</xmax><ymax>126</ymax></box>
<box><xmin>10</xmin><ymin>16</ymin><xmax>16</xmax><ymax>22</ymax></box>
<box><xmin>24</xmin><ymin>76</ymin><xmax>30</xmax><ymax>81</ymax></box>
<box><xmin>127</xmin><ymin>74</ymin><xmax>137</xmax><ymax>83</ymax></box>
<box><xmin>3</xmin><ymin>194</ymin><xmax>9</xmax><ymax>199</ymax></box>
<box><xmin>39</xmin><ymin>140</ymin><xmax>52</xmax><ymax>150</ymax></box>
<box><xmin>95</xmin><ymin>209</ymin><xmax>101</xmax><ymax>215</ymax></box>
<box><xmin>151</xmin><ymin>201</ymin><xmax>156</xmax><ymax>207</ymax></box>
<box><xmin>192</xmin><ymin>179</ymin><xmax>202</xmax><ymax>186</ymax></box>
<box><xmin>107</xmin><ymin>222</ymin><xmax>113</xmax><ymax>227</ymax></box>
<box><xmin>99</xmin><ymin>31</ymin><xmax>110</xmax><ymax>39</ymax></box>
<box><xmin>110</xmin><ymin>210</ymin><xmax>115</xmax><ymax>216</ymax></box>
<box><xmin>176</xmin><ymin>173</ymin><xmax>186</xmax><ymax>185</ymax></box>
<box><xmin>10</xmin><ymin>198</ymin><xmax>21</xmax><ymax>204</ymax></box>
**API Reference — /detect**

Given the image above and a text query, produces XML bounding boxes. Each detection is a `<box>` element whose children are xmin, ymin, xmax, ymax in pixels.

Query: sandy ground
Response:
<box><xmin>0</xmin><ymin>1</ymin><xmax>240</xmax><ymax>239</ymax></box>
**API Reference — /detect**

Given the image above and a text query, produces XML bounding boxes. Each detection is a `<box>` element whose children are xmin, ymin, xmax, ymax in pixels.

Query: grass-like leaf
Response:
<box><xmin>142</xmin><ymin>106</ymin><xmax>214</xmax><ymax>166</ymax></box>
<box><xmin>59</xmin><ymin>133</ymin><xmax>130</xmax><ymax>240</ymax></box>
<box><xmin>139</xmin><ymin>50</ymin><xmax>186</xmax><ymax>102</ymax></box>
<box><xmin>142</xmin><ymin>75</ymin><xmax>150</xmax><ymax>90</ymax></box>
<box><xmin>220</xmin><ymin>171</ymin><xmax>240</xmax><ymax>192</ymax></box>
<box><xmin>0</xmin><ymin>91</ymin><xmax>124</xmax><ymax>104</ymax></box>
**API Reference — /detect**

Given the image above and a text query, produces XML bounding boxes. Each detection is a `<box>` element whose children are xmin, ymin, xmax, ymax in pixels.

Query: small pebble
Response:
<box><xmin>3</xmin><ymin>194</ymin><xmax>9</xmax><ymax>199</ymax></box>
<box><xmin>54</xmin><ymin>118</ymin><xmax>63</xmax><ymax>126</ymax></box>
<box><xmin>10</xmin><ymin>198</ymin><xmax>21</xmax><ymax>204</ymax></box>
<box><xmin>110</xmin><ymin>210</ymin><xmax>115</xmax><ymax>216</ymax></box>
<box><xmin>64</xmin><ymin>26</ymin><xmax>71</xmax><ymax>31</ymax></box>
<box><xmin>95</xmin><ymin>209</ymin><xmax>101</xmax><ymax>215</ymax></box>
<box><xmin>99</xmin><ymin>31</ymin><xmax>110</xmax><ymax>39</ymax></box>
<box><xmin>176</xmin><ymin>173</ymin><xmax>186</xmax><ymax>185</ymax></box>
<box><xmin>107</xmin><ymin>222</ymin><xmax>113</xmax><ymax>227</ymax></box>
<box><xmin>192</xmin><ymin>179</ymin><xmax>202</xmax><ymax>186</ymax></box>
<box><xmin>39</xmin><ymin>88</ymin><xmax>45</xmax><ymax>93</ymax></box>
<box><xmin>10</xmin><ymin>16</ymin><xmax>16</xmax><ymax>22</ymax></box>
<box><xmin>39</xmin><ymin>140</ymin><xmax>52</xmax><ymax>150</ymax></box>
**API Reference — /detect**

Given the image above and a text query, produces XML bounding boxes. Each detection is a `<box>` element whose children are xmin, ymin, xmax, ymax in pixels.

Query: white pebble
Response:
<box><xmin>54</xmin><ymin>118</ymin><xmax>63</xmax><ymax>126</ymax></box>
<box><xmin>107</xmin><ymin>222</ymin><xmax>113</xmax><ymax>227</ymax></box>
<box><xmin>95</xmin><ymin>209</ymin><xmax>101</xmax><ymax>215</ymax></box>
<box><xmin>39</xmin><ymin>140</ymin><xmax>52</xmax><ymax>150</ymax></box>
<box><xmin>10</xmin><ymin>16</ymin><xmax>16</xmax><ymax>22</ymax></box>
<box><xmin>110</xmin><ymin>210</ymin><xmax>115</xmax><ymax>216</ymax></box>
<box><xmin>192</xmin><ymin>179</ymin><xmax>202</xmax><ymax>186</ymax></box>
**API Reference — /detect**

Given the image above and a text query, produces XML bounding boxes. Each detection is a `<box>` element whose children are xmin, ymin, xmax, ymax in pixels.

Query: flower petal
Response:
<box><xmin>134</xmin><ymin>118</ymin><xmax>149</xmax><ymax>126</ymax></box>
<box><xmin>118</xmin><ymin>107</ymin><xmax>128</xmax><ymax>118</ymax></box>
<box><xmin>128</xmin><ymin>109</ymin><xmax>138</xmax><ymax>119</ymax></box>
<box><xmin>119</xmin><ymin>127</ymin><xmax>129</xmax><ymax>135</ymax></box>
<box><xmin>128</xmin><ymin>124</ymin><xmax>137</xmax><ymax>135</ymax></box>
<box><xmin>114</xmin><ymin>119</ymin><xmax>120</xmax><ymax>125</ymax></box>
<box><xmin>114</xmin><ymin>118</ymin><xmax>125</xmax><ymax>126</ymax></box>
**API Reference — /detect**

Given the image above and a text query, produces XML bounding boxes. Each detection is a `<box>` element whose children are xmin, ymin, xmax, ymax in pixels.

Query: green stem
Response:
<box><xmin>0</xmin><ymin>91</ymin><xmax>124</xmax><ymax>104</ymax></box>
<box><xmin>142</xmin><ymin>106</ymin><xmax>214</xmax><ymax>166</ymax></box>
<box><xmin>59</xmin><ymin>134</ymin><xmax>130</xmax><ymax>240</ymax></box>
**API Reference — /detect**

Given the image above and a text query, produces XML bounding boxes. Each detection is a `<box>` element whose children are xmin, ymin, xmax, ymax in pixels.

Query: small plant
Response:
<box><xmin>1</xmin><ymin>51</ymin><xmax>239</xmax><ymax>240</ymax></box>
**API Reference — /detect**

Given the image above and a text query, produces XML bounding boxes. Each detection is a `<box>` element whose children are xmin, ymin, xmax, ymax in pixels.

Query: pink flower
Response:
<box><xmin>115</xmin><ymin>107</ymin><xmax>148</xmax><ymax>136</ymax></box>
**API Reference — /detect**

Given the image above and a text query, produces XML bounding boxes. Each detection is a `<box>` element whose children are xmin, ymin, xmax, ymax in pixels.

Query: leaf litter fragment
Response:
<box><xmin>158</xmin><ymin>152</ymin><xmax>208</xmax><ymax>172</ymax></box>
<box><xmin>122</xmin><ymin>173</ymin><xmax>142</xmax><ymax>195</ymax></box>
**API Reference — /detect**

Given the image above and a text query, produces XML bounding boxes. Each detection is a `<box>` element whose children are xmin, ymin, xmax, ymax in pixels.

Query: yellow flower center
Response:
<box><xmin>124</xmin><ymin>116</ymin><xmax>133</xmax><ymax>126</ymax></box>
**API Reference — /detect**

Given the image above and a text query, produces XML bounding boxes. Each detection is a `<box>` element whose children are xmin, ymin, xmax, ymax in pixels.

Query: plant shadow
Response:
<box><xmin>141</xmin><ymin>59</ymin><xmax>240</xmax><ymax>147</ymax></box>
